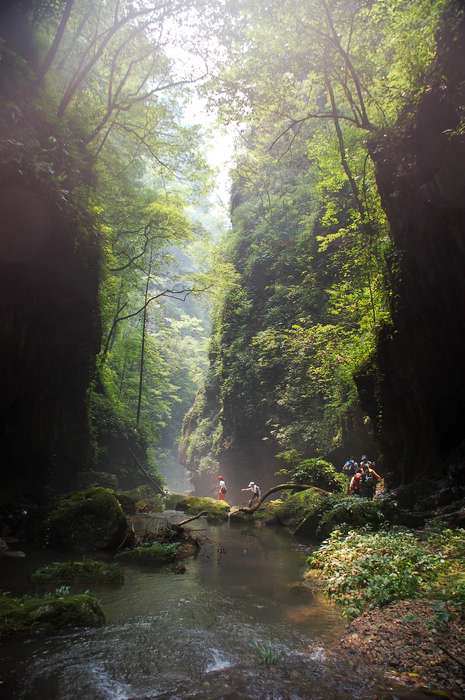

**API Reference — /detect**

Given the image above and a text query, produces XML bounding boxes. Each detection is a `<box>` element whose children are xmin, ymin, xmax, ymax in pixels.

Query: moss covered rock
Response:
<box><xmin>273</xmin><ymin>489</ymin><xmax>326</xmax><ymax>532</ymax></box>
<box><xmin>173</xmin><ymin>495</ymin><xmax>230</xmax><ymax>523</ymax></box>
<box><xmin>32</xmin><ymin>560</ymin><xmax>124</xmax><ymax>585</ymax></box>
<box><xmin>46</xmin><ymin>488</ymin><xmax>128</xmax><ymax>552</ymax></box>
<box><xmin>0</xmin><ymin>592</ymin><xmax>105</xmax><ymax>639</ymax></box>
<box><xmin>116</xmin><ymin>541</ymin><xmax>178</xmax><ymax>565</ymax></box>
<box><xmin>255</xmin><ymin>499</ymin><xmax>284</xmax><ymax>525</ymax></box>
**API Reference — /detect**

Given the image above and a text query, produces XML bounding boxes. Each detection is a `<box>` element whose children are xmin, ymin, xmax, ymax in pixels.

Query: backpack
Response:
<box><xmin>352</xmin><ymin>473</ymin><xmax>362</xmax><ymax>492</ymax></box>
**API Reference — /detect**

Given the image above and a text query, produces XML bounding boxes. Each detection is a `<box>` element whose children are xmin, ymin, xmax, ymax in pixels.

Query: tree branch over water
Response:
<box><xmin>238</xmin><ymin>483</ymin><xmax>330</xmax><ymax>514</ymax></box>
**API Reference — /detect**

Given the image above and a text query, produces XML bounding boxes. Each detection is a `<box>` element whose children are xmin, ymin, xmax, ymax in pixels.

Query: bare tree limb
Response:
<box><xmin>177</xmin><ymin>512</ymin><xmax>209</xmax><ymax>527</ymax></box>
<box><xmin>321</xmin><ymin>0</ymin><xmax>373</xmax><ymax>131</ymax></box>
<box><xmin>268</xmin><ymin>110</ymin><xmax>361</xmax><ymax>152</ymax></box>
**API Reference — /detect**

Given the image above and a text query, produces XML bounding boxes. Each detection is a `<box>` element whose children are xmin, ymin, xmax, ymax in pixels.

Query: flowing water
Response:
<box><xmin>0</xmin><ymin>515</ymin><xmax>436</xmax><ymax>699</ymax></box>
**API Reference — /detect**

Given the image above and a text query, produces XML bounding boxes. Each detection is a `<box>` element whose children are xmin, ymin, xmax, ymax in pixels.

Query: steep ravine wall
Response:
<box><xmin>359</xmin><ymin>0</ymin><xmax>465</xmax><ymax>487</ymax></box>
<box><xmin>0</xmin><ymin>18</ymin><xmax>101</xmax><ymax>503</ymax></box>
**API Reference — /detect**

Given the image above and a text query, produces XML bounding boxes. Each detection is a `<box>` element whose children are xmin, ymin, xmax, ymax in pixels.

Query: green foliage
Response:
<box><xmin>46</xmin><ymin>488</ymin><xmax>128</xmax><ymax>552</ymax></box>
<box><xmin>32</xmin><ymin>560</ymin><xmax>124</xmax><ymax>585</ymax></box>
<box><xmin>273</xmin><ymin>490</ymin><xmax>385</xmax><ymax>538</ymax></box>
<box><xmin>0</xmin><ymin>592</ymin><xmax>105</xmax><ymax>639</ymax></box>
<box><xmin>116</xmin><ymin>542</ymin><xmax>178</xmax><ymax>565</ymax></box>
<box><xmin>185</xmin><ymin>0</ymin><xmax>449</xmax><ymax>482</ymax></box>
<box><xmin>308</xmin><ymin>527</ymin><xmax>465</xmax><ymax>619</ymax></box>
<box><xmin>276</xmin><ymin>452</ymin><xmax>346</xmax><ymax>492</ymax></box>
<box><xmin>317</xmin><ymin>497</ymin><xmax>385</xmax><ymax>538</ymax></box>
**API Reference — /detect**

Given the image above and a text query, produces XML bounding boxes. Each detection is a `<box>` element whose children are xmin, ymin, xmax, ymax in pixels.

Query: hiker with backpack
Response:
<box><xmin>241</xmin><ymin>481</ymin><xmax>261</xmax><ymax>508</ymax></box>
<box><xmin>342</xmin><ymin>457</ymin><xmax>358</xmax><ymax>476</ymax></box>
<box><xmin>349</xmin><ymin>467</ymin><xmax>364</xmax><ymax>496</ymax></box>
<box><xmin>217</xmin><ymin>475</ymin><xmax>227</xmax><ymax>500</ymax></box>
<box><xmin>360</xmin><ymin>461</ymin><xmax>382</xmax><ymax>499</ymax></box>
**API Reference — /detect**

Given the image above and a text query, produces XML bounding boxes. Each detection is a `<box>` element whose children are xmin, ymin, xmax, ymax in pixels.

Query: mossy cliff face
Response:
<box><xmin>362</xmin><ymin>1</ymin><xmax>465</xmax><ymax>486</ymax></box>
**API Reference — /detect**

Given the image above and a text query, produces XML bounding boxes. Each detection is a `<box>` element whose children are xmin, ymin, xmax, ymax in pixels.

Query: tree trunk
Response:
<box><xmin>36</xmin><ymin>0</ymin><xmax>74</xmax><ymax>83</ymax></box>
<box><xmin>136</xmin><ymin>243</ymin><xmax>153</xmax><ymax>426</ymax></box>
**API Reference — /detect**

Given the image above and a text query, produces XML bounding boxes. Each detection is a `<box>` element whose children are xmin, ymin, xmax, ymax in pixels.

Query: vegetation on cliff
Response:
<box><xmin>181</xmin><ymin>0</ymin><xmax>465</xmax><ymax>498</ymax></box>
<box><xmin>0</xmin><ymin>0</ymin><xmax>225</xmax><ymax>503</ymax></box>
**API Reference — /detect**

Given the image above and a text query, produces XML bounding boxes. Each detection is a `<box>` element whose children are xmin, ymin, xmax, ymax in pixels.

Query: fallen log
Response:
<box><xmin>238</xmin><ymin>483</ymin><xmax>330</xmax><ymax>514</ymax></box>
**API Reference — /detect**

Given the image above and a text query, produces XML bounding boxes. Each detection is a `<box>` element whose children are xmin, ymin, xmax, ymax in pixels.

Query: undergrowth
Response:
<box><xmin>307</xmin><ymin>527</ymin><xmax>465</xmax><ymax>619</ymax></box>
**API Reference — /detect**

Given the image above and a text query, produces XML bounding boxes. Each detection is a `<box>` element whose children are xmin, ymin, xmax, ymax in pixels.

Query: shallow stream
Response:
<box><xmin>0</xmin><ymin>515</ymin><xmax>437</xmax><ymax>699</ymax></box>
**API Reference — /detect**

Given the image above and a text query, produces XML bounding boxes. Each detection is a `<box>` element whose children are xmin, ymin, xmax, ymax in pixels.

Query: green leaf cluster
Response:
<box><xmin>308</xmin><ymin>527</ymin><xmax>465</xmax><ymax>618</ymax></box>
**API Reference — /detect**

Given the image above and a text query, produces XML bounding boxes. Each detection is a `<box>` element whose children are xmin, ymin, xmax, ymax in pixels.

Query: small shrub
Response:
<box><xmin>116</xmin><ymin>542</ymin><xmax>178</xmax><ymax>565</ymax></box>
<box><xmin>276</xmin><ymin>452</ymin><xmax>346</xmax><ymax>493</ymax></box>
<box><xmin>253</xmin><ymin>642</ymin><xmax>283</xmax><ymax>666</ymax></box>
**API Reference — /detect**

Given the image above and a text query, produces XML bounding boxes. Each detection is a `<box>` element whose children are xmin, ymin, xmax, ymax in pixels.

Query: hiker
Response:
<box><xmin>342</xmin><ymin>457</ymin><xmax>358</xmax><ymax>476</ymax></box>
<box><xmin>360</xmin><ymin>455</ymin><xmax>370</xmax><ymax>471</ymax></box>
<box><xmin>217</xmin><ymin>475</ymin><xmax>227</xmax><ymax>501</ymax></box>
<box><xmin>360</xmin><ymin>461</ymin><xmax>382</xmax><ymax>499</ymax></box>
<box><xmin>241</xmin><ymin>481</ymin><xmax>261</xmax><ymax>508</ymax></box>
<box><xmin>349</xmin><ymin>468</ymin><xmax>363</xmax><ymax>496</ymax></box>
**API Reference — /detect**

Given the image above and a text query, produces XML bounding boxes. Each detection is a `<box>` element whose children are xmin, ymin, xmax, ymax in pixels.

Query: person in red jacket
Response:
<box><xmin>217</xmin><ymin>475</ymin><xmax>227</xmax><ymax>500</ymax></box>
<box><xmin>349</xmin><ymin>468</ymin><xmax>363</xmax><ymax>496</ymax></box>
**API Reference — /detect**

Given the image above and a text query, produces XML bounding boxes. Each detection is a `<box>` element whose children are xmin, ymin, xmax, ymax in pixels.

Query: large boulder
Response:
<box><xmin>0</xmin><ymin>592</ymin><xmax>105</xmax><ymax>639</ymax></box>
<box><xmin>46</xmin><ymin>488</ymin><xmax>128</xmax><ymax>551</ymax></box>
